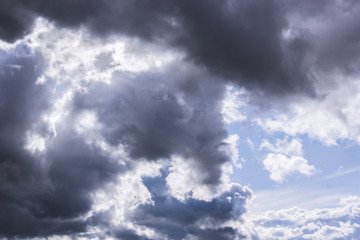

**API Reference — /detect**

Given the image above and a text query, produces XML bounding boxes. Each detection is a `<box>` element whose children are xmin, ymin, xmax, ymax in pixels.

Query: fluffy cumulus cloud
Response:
<box><xmin>252</xmin><ymin>196</ymin><xmax>360</xmax><ymax>239</ymax></box>
<box><xmin>260</xmin><ymin>138</ymin><xmax>316</xmax><ymax>183</ymax></box>
<box><xmin>1</xmin><ymin>0</ymin><xmax>360</xmax><ymax>239</ymax></box>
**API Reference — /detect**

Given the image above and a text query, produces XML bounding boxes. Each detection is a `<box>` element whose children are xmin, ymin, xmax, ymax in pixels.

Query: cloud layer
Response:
<box><xmin>0</xmin><ymin>18</ymin><xmax>252</xmax><ymax>239</ymax></box>
<box><xmin>1</xmin><ymin>0</ymin><xmax>360</xmax><ymax>239</ymax></box>
<box><xmin>0</xmin><ymin>0</ymin><xmax>323</xmax><ymax>98</ymax></box>
<box><xmin>252</xmin><ymin>196</ymin><xmax>360</xmax><ymax>239</ymax></box>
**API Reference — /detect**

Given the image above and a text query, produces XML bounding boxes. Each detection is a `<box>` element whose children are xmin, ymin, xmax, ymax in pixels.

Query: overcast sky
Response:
<box><xmin>0</xmin><ymin>1</ymin><xmax>360</xmax><ymax>239</ymax></box>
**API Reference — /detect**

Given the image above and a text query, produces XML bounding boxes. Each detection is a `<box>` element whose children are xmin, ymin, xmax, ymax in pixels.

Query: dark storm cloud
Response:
<box><xmin>0</xmin><ymin>0</ymin><xmax>326</xmax><ymax>97</ymax></box>
<box><xmin>74</xmin><ymin>66</ymin><xmax>230</xmax><ymax>185</ymax></box>
<box><xmin>0</xmin><ymin>0</ymin><xmax>176</xmax><ymax>42</ymax></box>
<box><xmin>0</xmin><ymin>49</ymin><xmax>124</xmax><ymax>238</ymax></box>
<box><xmin>310</xmin><ymin>1</ymin><xmax>360</xmax><ymax>74</ymax></box>
<box><xmin>282</xmin><ymin>0</ymin><xmax>360</xmax><ymax>78</ymax></box>
<box><xmin>0</xmin><ymin>1</ymin><xmax>34</xmax><ymax>42</ymax></box>
<box><xmin>129</xmin><ymin>174</ymin><xmax>251</xmax><ymax>240</ymax></box>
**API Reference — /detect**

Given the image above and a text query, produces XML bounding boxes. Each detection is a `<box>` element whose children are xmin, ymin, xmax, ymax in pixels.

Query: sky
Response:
<box><xmin>0</xmin><ymin>0</ymin><xmax>360</xmax><ymax>239</ymax></box>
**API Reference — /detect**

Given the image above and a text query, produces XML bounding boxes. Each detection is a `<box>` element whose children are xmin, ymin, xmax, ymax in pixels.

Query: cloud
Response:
<box><xmin>323</xmin><ymin>165</ymin><xmax>360</xmax><ymax>180</ymax></box>
<box><xmin>285</xmin><ymin>0</ymin><xmax>360</xmax><ymax>75</ymax></box>
<box><xmin>0</xmin><ymin>19</ymin><xmax>251</xmax><ymax>238</ymax></box>
<box><xmin>0</xmin><ymin>0</ymin><xmax>320</xmax><ymax>98</ymax></box>
<box><xmin>252</xmin><ymin>196</ymin><xmax>360</xmax><ymax>239</ymax></box>
<box><xmin>263</xmin><ymin>154</ymin><xmax>316</xmax><ymax>183</ymax></box>
<box><xmin>130</xmin><ymin>173</ymin><xmax>252</xmax><ymax>240</ymax></box>
<box><xmin>0</xmin><ymin>46</ymin><xmax>122</xmax><ymax>238</ymax></box>
<box><xmin>171</xmin><ymin>0</ymin><xmax>312</xmax><ymax>96</ymax></box>
<box><xmin>260</xmin><ymin>138</ymin><xmax>316</xmax><ymax>183</ymax></box>
<box><xmin>0</xmin><ymin>47</ymin><xmax>140</xmax><ymax>239</ymax></box>
<box><xmin>0</xmin><ymin>1</ymin><xmax>34</xmax><ymax>42</ymax></box>
<box><xmin>260</xmin><ymin>137</ymin><xmax>303</xmax><ymax>156</ymax></box>
<box><xmin>72</xmin><ymin>63</ymin><xmax>231</xmax><ymax>186</ymax></box>
<box><xmin>222</xmin><ymin>85</ymin><xmax>248</xmax><ymax>124</ymax></box>
<box><xmin>2</xmin><ymin>1</ymin><xmax>360</xmax><ymax>239</ymax></box>
<box><xmin>256</xmin><ymin>74</ymin><xmax>360</xmax><ymax>146</ymax></box>
<box><xmin>3</xmin><ymin>0</ymin><xmax>360</xmax><ymax>101</ymax></box>
<box><xmin>84</xmin><ymin>163</ymin><xmax>253</xmax><ymax>239</ymax></box>
<box><xmin>253</xmin><ymin>0</ymin><xmax>360</xmax><ymax>146</ymax></box>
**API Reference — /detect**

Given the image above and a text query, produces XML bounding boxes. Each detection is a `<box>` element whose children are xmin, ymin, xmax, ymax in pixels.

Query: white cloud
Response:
<box><xmin>19</xmin><ymin>16</ymin><xmax>186</xmax><ymax>153</ymax></box>
<box><xmin>166</xmin><ymin>135</ymin><xmax>244</xmax><ymax>202</ymax></box>
<box><xmin>263</xmin><ymin>153</ymin><xmax>316</xmax><ymax>183</ymax></box>
<box><xmin>222</xmin><ymin>84</ymin><xmax>248</xmax><ymax>124</ymax></box>
<box><xmin>223</xmin><ymin>134</ymin><xmax>242</xmax><ymax>169</ymax></box>
<box><xmin>260</xmin><ymin>137</ymin><xmax>303</xmax><ymax>156</ymax></box>
<box><xmin>24</xmin><ymin>132</ymin><xmax>46</xmax><ymax>153</ymax></box>
<box><xmin>256</xmin><ymin>72</ymin><xmax>360</xmax><ymax>146</ymax></box>
<box><xmin>252</xmin><ymin>196</ymin><xmax>360</xmax><ymax>240</ymax></box>
<box><xmin>27</xmin><ymin>18</ymin><xmax>182</xmax><ymax>85</ymax></box>
<box><xmin>166</xmin><ymin>155</ymin><xmax>232</xmax><ymax>202</ymax></box>
<box><xmin>246</xmin><ymin>137</ymin><xmax>255</xmax><ymax>151</ymax></box>
<box><xmin>249</xmin><ymin>187</ymin><xmax>349</xmax><ymax>214</ymax></box>
<box><xmin>260</xmin><ymin>138</ymin><xmax>316</xmax><ymax>183</ymax></box>
<box><xmin>91</xmin><ymin>160</ymin><xmax>164</xmax><ymax>239</ymax></box>
<box><xmin>322</xmin><ymin>165</ymin><xmax>360</xmax><ymax>180</ymax></box>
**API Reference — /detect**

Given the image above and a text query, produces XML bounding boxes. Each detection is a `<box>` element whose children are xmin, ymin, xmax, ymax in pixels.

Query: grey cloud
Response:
<box><xmin>174</xmin><ymin>0</ymin><xmax>301</xmax><ymax>95</ymax></box>
<box><xmin>129</xmin><ymin>173</ymin><xmax>251</xmax><ymax>240</ymax></box>
<box><xmin>0</xmin><ymin>0</ymin><xmax>322</xmax><ymax>97</ymax></box>
<box><xmin>0</xmin><ymin>1</ymin><xmax>34</xmax><ymax>42</ymax></box>
<box><xmin>85</xmin><ymin>171</ymin><xmax>252</xmax><ymax>239</ymax></box>
<box><xmin>113</xmin><ymin>229</ymin><xmax>151</xmax><ymax>240</ymax></box>
<box><xmin>94</xmin><ymin>51</ymin><xmax>114</xmax><ymax>71</ymax></box>
<box><xmin>4</xmin><ymin>0</ymin><xmax>360</xmax><ymax>238</ymax></box>
<box><xmin>0</xmin><ymin>0</ymin><xmax>175</xmax><ymax>42</ymax></box>
<box><xmin>0</xmin><ymin>49</ymin><xmax>124</xmax><ymax>238</ymax></box>
<box><xmin>74</xmin><ymin>66</ymin><xmax>230</xmax><ymax>185</ymax></box>
<box><xmin>313</xmin><ymin>2</ymin><xmax>360</xmax><ymax>74</ymax></box>
<box><xmin>4</xmin><ymin>1</ymin><xmax>360</xmax><ymax>97</ymax></box>
<box><xmin>0</xmin><ymin>52</ymin><xmax>78</xmax><ymax>237</ymax></box>
<box><xmin>87</xmin><ymin>211</ymin><xmax>151</xmax><ymax>240</ymax></box>
<box><xmin>283</xmin><ymin>0</ymin><xmax>360</xmax><ymax>76</ymax></box>
<box><xmin>0</xmin><ymin>44</ymin><xmax>239</xmax><ymax>238</ymax></box>
<box><xmin>38</xmin><ymin>132</ymin><xmax>123</xmax><ymax>219</ymax></box>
